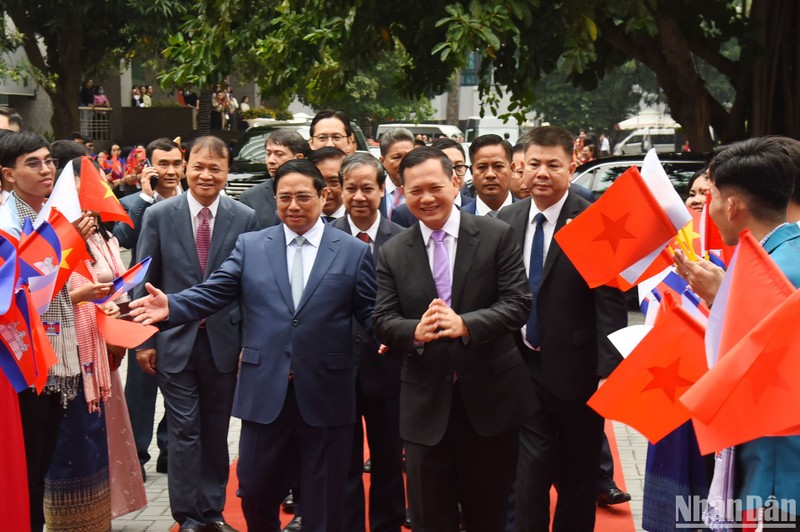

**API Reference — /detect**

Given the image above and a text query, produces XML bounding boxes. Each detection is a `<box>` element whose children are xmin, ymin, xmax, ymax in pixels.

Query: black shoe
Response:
<box><xmin>363</xmin><ymin>459</ymin><xmax>371</xmax><ymax>473</ymax></box>
<box><xmin>597</xmin><ymin>486</ymin><xmax>631</xmax><ymax>507</ymax></box>
<box><xmin>140</xmin><ymin>463</ymin><xmax>147</xmax><ymax>482</ymax></box>
<box><xmin>156</xmin><ymin>454</ymin><xmax>168</xmax><ymax>473</ymax></box>
<box><xmin>282</xmin><ymin>490</ymin><xmax>294</xmax><ymax>513</ymax></box>
<box><xmin>283</xmin><ymin>516</ymin><xmax>301</xmax><ymax>532</ymax></box>
<box><xmin>203</xmin><ymin>521</ymin><xmax>238</xmax><ymax>532</ymax></box>
<box><xmin>404</xmin><ymin>509</ymin><xmax>411</xmax><ymax>529</ymax></box>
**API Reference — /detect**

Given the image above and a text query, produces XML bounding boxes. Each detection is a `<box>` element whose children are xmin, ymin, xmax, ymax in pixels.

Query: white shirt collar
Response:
<box><xmin>528</xmin><ymin>190</ymin><xmax>569</xmax><ymax>227</ymax></box>
<box><xmin>283</xmin><ymin>217</ymin><xmax>325</xmax><ymax>248</ymax></box>
<box><xmin>347</xmin><ymin>213</ymin><xmax>381</xmax><ymax>242</ymax></box>
<box><xmin>475</xmin><ymin>192</ymin><xmax>512</xmax><ymax>216</ymax></box>
<box><xmin>420</xmin><ymin>205</ymin><xmax>461</xmax><ymax>245</ymax></box>
<box><xmin>186</xmin><ymin>191</ymin><xmax>220</xmax><ymax>219</ymax></box>
<box><xmin>328</xmin><ymin>203</ymin><xmax>346</xmax><ymax>219</ymax></box>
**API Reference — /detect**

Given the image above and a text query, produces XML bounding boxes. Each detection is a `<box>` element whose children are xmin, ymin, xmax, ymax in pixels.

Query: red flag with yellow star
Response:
<box><xmin>555</xmin><ymin>166</ymin><xmax>678</xmax><ymax>288</ymax></box>
<box><xmin>78</xmin><ymin>156</ymin><xmax>133</xmax><ymax>227</ymax></box>
<box><xmin>48</xmin><ymin>207</ymin><xmax>92</xmax><ymax>294</ymax></box>
<box><xmin>587</xmin><ymin>292</ymin><xmax>707</xmax><ymax>443</ymax></box>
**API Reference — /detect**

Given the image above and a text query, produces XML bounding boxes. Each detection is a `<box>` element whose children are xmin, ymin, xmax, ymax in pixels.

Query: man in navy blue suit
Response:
<box><xmin>131</xmin><ymin>159</ymin><xmax>376</xmax><ymax>532</ymax></box>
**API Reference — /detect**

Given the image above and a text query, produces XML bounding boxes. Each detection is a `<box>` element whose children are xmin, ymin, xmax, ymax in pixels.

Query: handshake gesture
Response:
<box><xmin>129</xmin><ymin>282</ymin><xmax>170</xmax><ymax>325</ymax></box>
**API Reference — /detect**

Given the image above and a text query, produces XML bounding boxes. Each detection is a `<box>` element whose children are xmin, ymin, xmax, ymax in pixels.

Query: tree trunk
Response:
<box><xmin>48</xmin><ymin>68</ymin><xmax>83</xmax><ymax>139</ymax></box>
<box><xmin>446</xmin><ymin>70</ymin><xmax>461</xmax><ymax>125</ymax></box>
<box><xmin>198</xmin><ymin>90</ymin><xmax>213</xmax><ymax>135</ymax></box>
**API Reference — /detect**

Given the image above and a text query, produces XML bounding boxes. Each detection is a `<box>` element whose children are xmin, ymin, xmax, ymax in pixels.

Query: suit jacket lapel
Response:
<box><xmin>174</xmin><ymin>196</ymin><xmax>204</xmax><ymax>280</ymax></box>
<box><xmin>205</xmin><ymin>198</ymin><xmax>233</xmax><ymax>277</ymax></box>
<box><xmin>295</xmin><ymin>225</ymin><xmax>340</xmax><ymax>314</ymax></box>
<box><xmin>542</xmin><ymin>191</ymin><xmax>581</xmax><ymax>283</ymax></box>
<box><xmin>404</xmin><ymin>224</ymin><xmax>438</xmax><ymax>304</ymax></box>
<box><xmin>265</xmin><ymin>229</ymin><xmax>294</xmax><ymax>313</ymax></box>
<box><xmin>452</xmin><ymin>213</ymin><xmax>478</xmax><ymax>309</ymax></box>
<box><xmin>375</xmin><ymin>217</ymin><xmax>392</xmax><ymax>249</ymax></box>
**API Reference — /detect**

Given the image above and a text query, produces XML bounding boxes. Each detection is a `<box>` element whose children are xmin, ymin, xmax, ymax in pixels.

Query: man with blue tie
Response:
<box><xmin>131</xmin><ymin>159</ymin><xmax>376</xmax><ymax>532</ymax></box>
<box><xmin>497</xmin><ymin>126</ymin><xmax>626</xmax><ymax>532</ymax></box>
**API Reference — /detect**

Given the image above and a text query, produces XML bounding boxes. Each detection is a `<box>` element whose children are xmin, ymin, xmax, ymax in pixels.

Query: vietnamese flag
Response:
<box><xmin>48</xmin><ymin>207</ymin><xmax>92</xmax><ymax>294</ymax></box>
<box><xmin>699</xmin><ymin>193</ymin><xmax>736</xmax><ymax>264</ymax></box>
<box><xmin>95</xmin><ymin>308</ymin><xmax>157</xmax><ymax>348</ymax></box>
<box><xmin>682</xmin><ymin>288</ymin><xmax>800</xmax><ymax>454</ymax></box>
<box><xmin>94</xmin><ymin>256</ymin><xmax>151</xmax><ymax>304</ymax></box>
<box><xmin>555</xmin><ymin>166</ymin><xmax>678</xmax><ymax>288</ymax></box>
<box><xmin>587</xmin><ymin>293</ymin><xmax>707</xmax><ymax>443</ymax></box>
<box><xmin>78</xmin><ymin>156</ymin><xmax>133</xmax><ymax>227</ymax></box>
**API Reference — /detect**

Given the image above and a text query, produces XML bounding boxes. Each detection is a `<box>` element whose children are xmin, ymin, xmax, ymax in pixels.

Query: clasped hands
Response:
<box><xmin>413</xmin><ymin>298</ymin><xmax>468</xmax><ymax>343</ymax></box>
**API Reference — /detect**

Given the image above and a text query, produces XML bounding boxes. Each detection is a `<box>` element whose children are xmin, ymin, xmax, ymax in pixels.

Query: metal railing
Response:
<box><xmin>78</xmin><ymin>106</ymin><xmax>112</xmax><ymax>141</ymax></box>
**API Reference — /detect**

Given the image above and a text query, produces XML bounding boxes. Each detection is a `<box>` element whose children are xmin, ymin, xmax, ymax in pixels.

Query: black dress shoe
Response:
<box><xmin>363</xmin><ymin>458</ymin><xmax>371</xmax><ymax>473</ymax></box>
<box><xmin>597</xmin><ymin>486</ymin><xmax>632</xmax><ymax>506</ymax></box>
<box><xmin>139</xmin><ymin>463</ymin><xmax>147</xmax><ymax>482</ymax></box>
<box><xmin>282</xmin><ymin>490</ymin><xmax>295</xmax><ymax>513</ymax></box>
<box><xmin>283</xmin><ymin>516</ymin><xmax>302</xmax><ymax>532</ymax></box>
<box><xmin>204</xmin><ymin>521</ymin><xmax>238</xmax><ymax>532</ymax></box>
<box><xmin>156</xmin><ymin>454</ymin><xmax>168</xmax><ymax>473</ymax></box>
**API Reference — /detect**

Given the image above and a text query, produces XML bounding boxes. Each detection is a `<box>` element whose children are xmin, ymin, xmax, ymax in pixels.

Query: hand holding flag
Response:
<box><xmin>93</xmin><ymin>256</ymin><xmax>151</xmax><ymax>304</ymax></box>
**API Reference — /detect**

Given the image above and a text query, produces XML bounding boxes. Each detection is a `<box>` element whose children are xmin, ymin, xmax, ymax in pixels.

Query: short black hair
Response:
<box><xmin>768</xmin><ymin>136</ymin><xmax>800</xmax><ymax>205</ymax></box>
<box><xmin>50</xmin><ymin>140</ymin><xmax>89</xmax><ymax>171</ymax></box>
<box><xmin>431</xmin><ymin>137</ymin><xmax>465</xmax><ymax>159</ymax></box>
<box><xmin>709</xmin><ymin>137</ymin><xmax>795</xmax><ymax>220</ymax></box>
<box><xmin>309</xmin><ymin>110</ymin><xmax>353</xmax><ymax>137</ymax></box>
<box><xmin>307</xmin><ymin>147</ymin><xmax>346</xmax><ymax>166</ymax></box>
<box><xmin>687</xmin><ymin>167</ymin><xmax>709</xmax><ymax>191</ymax></box>
<box><xmin>266</xmin><ymin>129</ymin><xmax>308</xmax><ymax>157</ymax></box>
<box><xmin>512</xmin><ymin>142</ymin><xmax>524</xmax><ymax>156</ymax></box>
<box><xmin>398</xmin><ymin>146</ymin><xmax>453</xmax><ymax>185</ymax></box>
<box><xmin>67</xmin><ymin>131</ymin><xmax>85</xmax><ymax>142</ymax></box>
<box><xmin>340</xmin><ymin>152</ymin><xmax>386</xmax><ymax>187</ymax></box>
<box><xmin>469</xmin><ymin>134</ymin><xmax>512</xmax><ymax>162</ymax></box>
<box><xmin>0</xmin><ymin>131</ymin><xmax>50</xmax><ymax>168</ymax></box>
<box><xmin>146</xmin><ymin>138</ymin><xmax>182</xmax><ymax>162</ymax></box>
<box><xmin>0</xmin><ymin>107</ymin><xmax>23</xmax><ymax>130</ymax></box>
<box><xmin>521</xmin><ymin>126</ymin><xmax>573</xmax><ymax>160</ymax></box>
<box><xmin>273</xmin><ymin>159</ymin><xmax>326</xmax><ymax>194</ymax></box>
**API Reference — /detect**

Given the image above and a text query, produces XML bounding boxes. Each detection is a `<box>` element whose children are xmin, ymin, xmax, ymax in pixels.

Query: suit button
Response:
<box><xmin>292</xmin><ymin>320</ymin><xmax>299</xmax><ymax>327</ymax></box>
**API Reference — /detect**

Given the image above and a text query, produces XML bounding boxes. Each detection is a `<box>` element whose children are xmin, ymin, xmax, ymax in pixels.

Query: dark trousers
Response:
<box><xmin>18</xmin><ymin>389</ymin><xmax>63</xmax><ymax>532</ymax></box>
<box><xmin>237</xmin><ymin>383</ymin><xmax>352</xmax><ymax>532</ymax></box>
<box><xmin>156</xmin><ymin>330</ymin><xmax>237</xmax><ymax>528</ymax></box>
<box><xmin>515</xmin><ymin>388</ymin><xmax>604</xmax><ymax>532</ymax></box>
<box><xmin>345</xmin><ymin>384</ymin><xmax>406</xmax><ymax>532</ymax></box>
<box><xmin>124</xmin><ymin>350</ymin><xmax>169</xmax><ymax>466</ymax></box>
<box><xmin>598</xmin><ymin>432</ymin><xmax>616</xmax><ymax>491</ymax></box>
<box><xmin>405</xmin><ymin>387</ymin><xmax>519</xmax><ymax>532</ymax></box>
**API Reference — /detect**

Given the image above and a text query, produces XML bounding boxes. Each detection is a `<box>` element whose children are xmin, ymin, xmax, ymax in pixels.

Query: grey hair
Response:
<box><xmin>340</xmin><ymin>152</ymin><xmax>386</xmax><ymax>186</ymax></box>
<box><xmin>379</xmin><ymin>127</ymin><xmax>415</xmax><ymax>156</ymax></box>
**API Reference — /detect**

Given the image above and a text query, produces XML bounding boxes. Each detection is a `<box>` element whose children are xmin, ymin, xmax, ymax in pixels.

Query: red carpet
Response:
<box><xmin>173</xmin><ymin>420</ymin><xmax>636</xmax><ymax>531</ymax></box>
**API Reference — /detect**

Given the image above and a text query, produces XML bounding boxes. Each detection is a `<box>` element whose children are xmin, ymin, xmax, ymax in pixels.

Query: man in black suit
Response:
<box><xmin>374</xmin><ymin>147</ymin><xmax>536</xmax><ymax>531</ymax></box>
<box><xmin>466</xmin><ymin>134</ymin><xmax>515</xmax><ymax>215</ymax></box>
<box><xmin>135</xmin><ymin>136</ymin><xmax>257</xmax><ymax>532</ymax></box>
<box><xmin>238</xmin><ymin>129</ymin><xmax>307</xmax><ymax>229</ymax></box>
<box><xmin>391</xmin><ymin>138</ymin><xmax>474</xmax><ymax>227</ymax></box>
<box><xmin>330</xmin><ymin>152</ymin><xmax>407</xmax><ymax>532</ymax></box>
<box><xmin>497</xmin><ymin>126</ymin><xmax>627</xmax><ymax>532</ymax></box>
<box><xmin>308</xmin><ymin>147</ymin><xmax>347</xmax><ymax>221</ymax></box>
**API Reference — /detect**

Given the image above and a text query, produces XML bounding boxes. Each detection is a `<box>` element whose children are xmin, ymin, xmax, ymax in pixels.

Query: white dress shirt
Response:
<box><xmin>284</xmin><ymin>218</ymin><xmax>325</xmax><ymax>288</ymax></box>
<box><xmin>419</xmin><ymin>205</ymin><xmax>460</xmax><ymax>284</ymax></box>
<box><xmin>475</xmin><ymin>193</ymin><xmax>513</xmax><ymax>216</ymax></box>
<box><xmin>187</xmin><ymin>192</ymin><xmax>220</xmax><ymax>240</ymax></box>
<box><xmin>346</xmin><ymin>214</ymin><xmax>381</xmax><ymax>254</ymax></box>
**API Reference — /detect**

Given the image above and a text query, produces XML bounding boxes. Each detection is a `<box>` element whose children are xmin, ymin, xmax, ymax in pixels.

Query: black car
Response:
<box><xmin>226</xmin><ymin>120</ymin><xmax>369</xmax><ymax>199</ymax></box>
<box><xmin>571</xmin><ymin>153</ymin><xmax>710</xmax><ymax>202</ymax></box>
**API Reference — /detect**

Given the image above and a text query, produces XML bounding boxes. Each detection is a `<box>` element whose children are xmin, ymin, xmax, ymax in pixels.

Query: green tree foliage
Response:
<box><xmin>0</xmin><ymin>0</ymin><xmax>188</xmax><ymax>137</ymax></box>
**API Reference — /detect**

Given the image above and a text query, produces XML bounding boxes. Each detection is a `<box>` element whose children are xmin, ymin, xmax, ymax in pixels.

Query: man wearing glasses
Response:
<box><xmin>391</xmin><ymin>138</ymin><xmax>475</xmax><ymax>228</ymax></box>
<box><xmin>308</xmin><ymin>110</ymin><xmax>356</xmax><ymax>155</ymax></box>
<box><xmin>130</xmin><ymin>159</ymin><xmax>376</xmax><ymax>531</ymax></box>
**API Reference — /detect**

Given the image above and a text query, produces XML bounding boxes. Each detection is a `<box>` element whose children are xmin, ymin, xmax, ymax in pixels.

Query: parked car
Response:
<box><xmin>225</xmin><ymin>119</ymin><xmax>369</xmax><ymax>199</ymax></box>
<box><xmin>612</xmin><ymin>127</ymin><xmax>683</xmax><ymax>155</ymax></box>
<box><xmin>571</xmin><ymin>153</ymin><xmax>710</xmax><ymax>201</ymax></box>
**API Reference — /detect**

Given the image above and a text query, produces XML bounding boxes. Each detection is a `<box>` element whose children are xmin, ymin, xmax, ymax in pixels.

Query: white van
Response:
<box><xmin>464</xmin><ymin>116</ymin><xmax>519</xmax><ymax>144</ymax></box>
<box><xmin>613</xmin><ymin>128</ymin><xmax>679</xmax><ymax>155</ymax></box>
<box><xmin>376</xmin><ymin>123</ymin><xmax>463</xmax><ymax>140</ymax></box>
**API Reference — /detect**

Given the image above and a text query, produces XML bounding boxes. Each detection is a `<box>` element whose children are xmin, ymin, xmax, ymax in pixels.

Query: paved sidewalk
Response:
<box><xmin>112</xmin><ymin>312</ymin><xmax>649</xmax><ymax>532</ymax></box>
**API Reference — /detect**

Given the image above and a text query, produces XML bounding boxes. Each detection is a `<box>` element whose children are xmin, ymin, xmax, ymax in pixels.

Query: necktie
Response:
<box><xmin>322</xmin><ymin>215</ymin><xmax>335</xmax><ymax>224</ymax></box>
<box><xmin>525</xmin><ymin>213</ymin><xmax>547</xmax><ymax>347</ymax></box>
<box><xmin>356</xmin><ymin>231</ymin><xmax>370</xmax><ymax>243</ymax></box>
<box><xmin>391</xmin><ymin>188</ymin><xmax>403</xmax><ymax>208</ymax></box>
<box><xmin>291</xmin><ymin>236</ymin><xmax>306</xmax><ymax>309</ymax></box>
<box><xmin>196</xmin><ymin>207</ymin><xmax>211</xmax><ymax>274</ymax></box>
<box><xmin>430</xmin><ymin>229</ymin><xmax>451</xmax><ymax>306</ymax></box>
<box><xmin>487</xmin><ymin>209</ymin><xmax>499</xmax><ymax>218</ymax></box>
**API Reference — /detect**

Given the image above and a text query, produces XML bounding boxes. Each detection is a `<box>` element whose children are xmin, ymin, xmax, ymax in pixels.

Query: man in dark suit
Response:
<box><xmin>497</xmin><ymin>126</ymin><xmax>627</xmax><ymax>532</ymax></box>
<box><xmin>238</xmin><ymin>129</ymin><xmax>307</xmax><ymax>229</ymax></box>
<box><xmin>391</xmin><ymin>139</ymin><xmax>475</xmax><ymax>227</ymax></box>
<box><xmin>330</xmin><ymin>153</ymin><xmax>407</xmax><ymax>532</ymax></box>
<box><xmin>467</xmin><ymin>134</ymin><xmax>515</xmax><ymax>215</ymax></box>
<box><xmin>374</xmin><ymin>147</ymin><xmax>536</xmax><ymax>531</ymax></box>
<box><xmin>131</xmin><ymin>159</ymin><xmax>376</xmax><ymax>532</ymax></box>
<box><xmin>114</xmin><ymin>137</ymin><xmax>183</xmax><ymax>477</ymax></box>
<box><xmin>134</xmin><ymin>136</ymin><xmax>257</xmax><ymax>532</ymax></box>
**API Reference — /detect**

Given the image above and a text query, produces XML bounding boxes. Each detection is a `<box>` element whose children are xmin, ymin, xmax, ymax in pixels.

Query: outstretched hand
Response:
<box><xmin>129</xmin><ymin>283</ymin><xmax>170</xmax><ymax>325</ymax></box>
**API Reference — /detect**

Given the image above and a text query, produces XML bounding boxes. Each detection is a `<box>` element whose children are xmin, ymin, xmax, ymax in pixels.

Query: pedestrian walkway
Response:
<box><xmin>112</xmin><ymin>312</ymin><xmax>650</xmax><ymax>531</ymax></box>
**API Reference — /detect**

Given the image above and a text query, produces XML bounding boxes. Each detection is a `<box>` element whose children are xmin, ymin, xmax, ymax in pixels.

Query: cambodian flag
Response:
<box><xmin>94</xmin><ymin>256</ymin><xmax>151</xmax><ymax>304</ymax></box>
<box><xmin>0</xmin><ymin>232</ymin><xmax>18</xmax><ymax>315</ymax></box>
<box><xmin>18</xmin><ymin>218</ymin><xmax>62</xmax><ymax>315</ymax></box>
<box><xmin>0</xmin><ymin>289</ymin><xmax>36</xmax><ymax>392</ymax></box>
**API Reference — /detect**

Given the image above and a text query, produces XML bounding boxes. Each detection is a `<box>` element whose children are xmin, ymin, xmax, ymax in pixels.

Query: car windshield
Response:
<box><xmin>234</xmin><ymin>125</ymin><xmax>313</xmax><ymax>163</ymax></box>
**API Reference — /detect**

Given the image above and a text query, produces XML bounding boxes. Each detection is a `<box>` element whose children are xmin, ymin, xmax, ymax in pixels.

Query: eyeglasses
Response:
<box><xmin>453</xmin><ymin>164</ymin><xmax>469</xmax><ymax>176</ymax></box>
<box><xmin>276</xmin><ymin>193</ymin><xmax>317</xmax><ymax>205</ymax></box>
<box><xmin>12</xmin><ymin>158</ymin><xmax>58</xmax><ymax>171</ymax></box>
<box><xmin>312</xmin><ymin>134</ymin><xmax>347</xmax><ymax>143</ymax></box>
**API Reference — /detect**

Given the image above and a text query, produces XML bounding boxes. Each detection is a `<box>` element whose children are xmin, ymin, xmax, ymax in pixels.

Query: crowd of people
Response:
<box><xmin>1</xmin><ymin>102</ymin><xmax>799</xmax><ymax>532</ymax></box>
